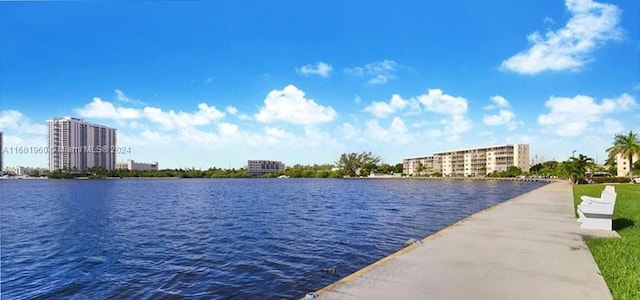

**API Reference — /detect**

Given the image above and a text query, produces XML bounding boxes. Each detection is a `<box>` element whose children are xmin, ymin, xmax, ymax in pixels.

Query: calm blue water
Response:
<box><xmin>1</xmin><ymin>178</ymin><xmax>546</xmax><ymax>299</ymax></box>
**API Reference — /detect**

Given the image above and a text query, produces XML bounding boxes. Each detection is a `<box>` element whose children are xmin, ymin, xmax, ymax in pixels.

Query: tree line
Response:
<box><xmin>43</xmin><ymin>130</ymin><xmax>640</xmax><ymax>182</ymax></box>
<box><xmin>528</xmin><ymin>130</ymin><xmax>640</xmax><ymax>184</ymax></box>
<box><xmin>45</xmin><ymin>151</ymin><xmax>402</xmax><ymax>179</ymax></box>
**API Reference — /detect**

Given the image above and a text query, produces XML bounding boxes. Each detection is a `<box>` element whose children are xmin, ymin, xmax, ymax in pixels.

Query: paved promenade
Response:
<box><xmin>315</xmin><ymin>181</ymin><xmax>614</xmax><ymax>300</ymax></box>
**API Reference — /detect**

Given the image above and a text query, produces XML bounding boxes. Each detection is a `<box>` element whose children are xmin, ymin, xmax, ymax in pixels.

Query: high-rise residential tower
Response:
<box><xmin>48</xmin><ymin>117</ymin><xmax>117</xmax><ymax>171</ymax></box>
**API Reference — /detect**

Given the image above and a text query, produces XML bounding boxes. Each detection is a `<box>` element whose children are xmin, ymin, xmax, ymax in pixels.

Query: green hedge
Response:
<box><xmin>590</xmin><ymin>177</ymin><xmax>632</xmax><ymax>184</ymax></box>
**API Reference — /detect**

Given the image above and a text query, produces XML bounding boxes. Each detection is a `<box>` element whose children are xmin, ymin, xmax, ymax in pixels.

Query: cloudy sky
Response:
<box><xmin>1</xmin><ymin>0</ymin><xmax>639</xmax><ymax>169</ymax></box>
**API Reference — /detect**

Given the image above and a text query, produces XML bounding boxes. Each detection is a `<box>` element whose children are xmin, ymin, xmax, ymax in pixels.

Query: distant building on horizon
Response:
<box><xmin>247</xmin><ymin>160</ymin><xmax>285</xmax><ymax>176</ymax></box>
<box><xmin>4</xmin><ymin>166</ymin><xmax>48</xmax><ymax>177</ymax></box>
<box><xmin>403</xmin><ymin>144</ymin><xmax>530</xmax><ymax>177</ymax></box>
<box><xmin>48</xmin><ymin>117</ymin><xmax>117</xmax><ymax>171</ymax></box>
<box><xmin>116</xmin><ymin>159</ymin><xmax>159</xmax><ymax>171</ymax></box>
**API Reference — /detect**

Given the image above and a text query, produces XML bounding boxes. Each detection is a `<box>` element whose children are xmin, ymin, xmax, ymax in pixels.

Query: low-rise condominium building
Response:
<box><xmin>247</xmin><ymin>160</ymin><xmax>285</xmax><ymax>176</ymax></box>
<box><xmin>403</xmin><ymin>144</ymin><xmax>530</xmax><ymax>177</ymax></box>
<box><xmin>116</xmin><ymin>159</ymin><xmax>159</xmax><ymax>171</ymax></box>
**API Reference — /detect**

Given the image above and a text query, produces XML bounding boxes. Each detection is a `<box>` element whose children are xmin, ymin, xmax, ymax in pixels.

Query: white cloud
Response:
<box><xmin>364</xmin><ymin>117</ymin><xmax>413</xmax><ymax>144</ymax></box>
<box><xmin>340</xmin><ymin>122</ymin><xmax>361</xmax><ymax>141</ymax></box>
<box><xmin>303</xmin><ymin>126</ymin><xmax>338</xmax><ymax>147</ymax></box>
<box><xmin>424</xmin><ymin>129</ymin><xmax>442</xmax><ymax>138</ymax></box>
<box><xmin>0</xmin><ymin>109</ymin><xmax>47</xmax><ymax>160</ymax></box>
<box><xmin>483</xmin><ymin>110</ymin><xmax>516</xmax><ymax>126</ymax></box>
<box><xmin>368</xmin><ymin>75</ymin><xmax>391</xmax><ymax>85</ymax></box>
<box><xmin>218</xmin><ymin>122</ymin><xmax>240</xmax><ymax>136</ymax></box>
<box><xmin>482</xmin><ymin>95</ymin><xmax>520</xmax><ymax>130</ymax></box>
<box><xmin>225</xmin><ymin>106</ymin><xmax>238</xmax><ymax>115</ymax></box>
<box><xmin>344</xmin><ymin>60</ymin><xmax>399</xmax><ymax>85</ymax></box>
<box><xmin>125</xmin><ymin>121</ymin><xmax>250</xmax><ymax>149</ymax></box>
<box><xmin>263</xmin><ymin>126</ymin><xmax>296</xmax><ymax>144</ymax></box>
<box><xmin>442</xmin><ymin>114</ymin><xmax>473</xmax><ymax>142</ymax></box>
<box><xmin>543</xmin><ymin>16</ymin><xmax>555</xmax><ymax>25</ymax></box>
<box><xmin>603</xmin><ymin>119</ymin><xmax>624</xmax><ymax>134</ymax></box>
<box><xmin>538</xmin><ymin>93</ymin><xmax>637</xmax><ymax>136</ymax></box>
<box><xmin>362</xmin><ymin>89</ymin><xmax>471</xmax><ymax>141</ymax></box>
<box><xmin>297</xmin><ymin>62</ymin><xmax>333</xmax><ymax>77</ymax></box>
<box><xmin>0</xmin><ymin>110</ymin><xmax>24</xmax><ymax>130</ymax></box>
<box><xmin>501</xmin><ymin>0</ymin><xmax>622</xmax><ymax>74</ymax></box>
<box><xmin>76</xmin><ymin>93</ymin><xmax>228</xmax><ymax>131</ymax></box>
<box><xmin>175</xmin><ymin>126</ymin><xmax>221</xmax><ymax>145</ymax></box>
<box><xmin>364</xmin><ymin>94</ymin><xmax>418</xmax><ymax>118</ymax></box>
<box><xmin>416</xmin><ymin>89</ymin><xmax>468</xmax><ymax>115</ymax></box>
<box><xmin>76</xmin><ymin>97</ymin><xmax>142</xmax><ymax>120</ymax></box>
<box><xmin>115</xmin><ymin>89</ymin><xmax>145</xmax><ymax>106</ymax></box>
<box><xmin>120</xmin><ymin>128</ymin><xmax>175</xmax><ymax>148</ymax></box>
<box><xmin>416</xmin><ymin>89</ymin><xmax>472</xmax><ymax>141</ymax></box>
<box><xmin>0</xmin><ymin>110</ymin><xmax>46</xmax><ymax>136</ymax></box>
<box><xmin>255</xmin><ymin>84</ymin><xmax>337</xmax><ymax>125</ymax></box>
<box><xmin>238</xmin><ymin>113</ymin><xmax>252</xmax><ymax>121</ymax></box>
<box><xmin>143</xmin><ymin>103</ymin><xmax>225</xmax><ymax>130</ymax></box>
<box><xmin>140</xmin><ymin>130</ymin><xmax>169</xmax><ymax>143</ymax></box>
<box><xmin>484</xmin><ymin>95</ymin><xmax>510</xmax><ymax>110</ymax></box>
<box><xmin>608</xmin><ymin>93</ymin><xmax>637</xmax><ymax>110</ymax></box>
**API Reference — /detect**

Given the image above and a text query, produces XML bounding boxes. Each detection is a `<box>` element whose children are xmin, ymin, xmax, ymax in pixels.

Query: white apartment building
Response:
<box><xmin>615</xmin><ymin>153</ymin><xmax>638</xmax><ymax>177</ymax></box>
<box><xmin>247</xmin><ymin>160</ymin><xmax>285</xmax><ymax>176</ymax></box>
<box><xmin>4</xmin><ymin>166</ymin><xmax>48</xmax><ymax>176</ymax></box>
<box><xmin>48</xmin><ymin>117</ymin><xmax>117</xmax><ymax>171</ymax></box>
<box><xmin>116</xmin><ymin>159</ymin><xmax>159</xmax><ymax>171</ymax></box>
<box><xmin>403</xmin><ymin>144</ymin><xmax>530</xmax><ymax>177</ymax></box>
<box><xmin>403</xmin><ymin>155</ymin><xmax>440</xmax><ymax>176</ymax></box>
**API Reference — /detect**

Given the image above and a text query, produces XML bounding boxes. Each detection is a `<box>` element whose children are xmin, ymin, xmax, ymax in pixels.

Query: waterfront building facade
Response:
<box><xmin>48</xmin><ymin>117</ymin><xmax>117</xmax><ymax>171</ymax></box>
<box><xmin>402</xmin><ymin>155</ymin><xmax>440</xmax><ymax>176</ymax></box>
<box><xmin>247</xmin><ymin>160</ymin><xmax>285</xmax><ymax>176</ymax></box>
<box><xmin>4</xmin><ymin>166</ymin><xmax>48</xmax><ymax>176</ymax></box>
<box><xmin>403</xmin><ymin>144</ymin><xmax>530</xmax><ymax>177</ymax></box>
<box><xmin>615</xmin><ymin>153</ymin><xmax>638</xmax><ymax>177</ymax></box>
<box><xmin>116</xmin><ymin>159</ymin><xmax>159</xmax><ymax>171</ymax></box>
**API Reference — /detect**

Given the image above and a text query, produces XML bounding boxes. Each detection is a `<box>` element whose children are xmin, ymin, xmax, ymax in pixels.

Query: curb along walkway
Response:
<box><xmin>315</xmin><ymin>181</ymin><xmax>613</xmax><ymax>300</ymax></box>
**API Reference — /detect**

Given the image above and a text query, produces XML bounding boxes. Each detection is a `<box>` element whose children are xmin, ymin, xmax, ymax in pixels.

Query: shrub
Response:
<box><xmin>576</xmin><ymin>178</ymin><xmax>590</xmax><ymax>184</ymax></box>
<box><xmin>590</xmin><ymin>176</ymin><xmax>631</xmax><ymax>184</ymax></box>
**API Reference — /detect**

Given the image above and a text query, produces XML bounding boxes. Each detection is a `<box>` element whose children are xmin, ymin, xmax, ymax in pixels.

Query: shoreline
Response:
<box><xmin>309</xmin><ymin>181</ymin><xmax>612</xmax><ymax>300</ymax></box>
<box><xmin>363</xmin><ymin>175</ymin><xmax>556</xmax><ymax>183</ymax></box>
<box><xmin>309</xmin><ymin>181</ymin><xmax>547</xmax><ymax>298</ymax></box>
<box><xmin>1</xmin><ymin>176</ymin><xmax>558</xmax><ymax>182</ymax></box>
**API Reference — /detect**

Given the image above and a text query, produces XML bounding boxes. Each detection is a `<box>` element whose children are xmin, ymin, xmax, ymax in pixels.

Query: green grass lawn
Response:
<box><xmin>573</xmin><ymin>184</ymin><xmax>640</xmax><ymax>300</ymax></box>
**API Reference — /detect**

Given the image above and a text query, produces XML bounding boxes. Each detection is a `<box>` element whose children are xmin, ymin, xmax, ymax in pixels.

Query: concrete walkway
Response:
<box><xmin>315</xmin><ymin>181</ymin><xmax>614</xmax><ymax>300</ymax></box>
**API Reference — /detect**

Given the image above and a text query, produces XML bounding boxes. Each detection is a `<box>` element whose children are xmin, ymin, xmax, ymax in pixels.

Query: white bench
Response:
<box><xmin>577</xmin><ymin>187</ymin><xmax>617</xmax><ymax>230</ymax></box>
<box><xmin>577</xmin><ymin>185</ymin><xmax>615</xmax><ymax>223</ymax></box>
<box><xmin>579</xmin><ymin>185</ymin><xmax>615</xmax><ymax>206</ymax></box>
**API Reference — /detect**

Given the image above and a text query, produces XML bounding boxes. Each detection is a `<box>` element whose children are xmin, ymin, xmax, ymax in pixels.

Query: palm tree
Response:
<box><xmin>416</xmin><ymin>162</ymin><xmax>425</xmax><ymax>176</ymax></box>
<box><xmin>561</xmin><ymin>154</ymin><xmax>594</xmax><ymax>184</ymax></box>
<box><xmin>606</xmin><ymin>130</ymin><xmax>640</xmax><ymax>178</ymax></box>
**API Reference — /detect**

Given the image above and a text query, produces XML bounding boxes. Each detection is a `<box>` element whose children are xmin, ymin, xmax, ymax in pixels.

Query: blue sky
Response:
<box><xmin>1</xmin><ymin>0</ymin><xmax>639</xmax><ymax>169</ymax></box>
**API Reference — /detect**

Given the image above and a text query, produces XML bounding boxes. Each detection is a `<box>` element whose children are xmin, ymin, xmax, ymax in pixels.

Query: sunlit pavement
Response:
<box><xmin>315</xmin><ymin>181</ymin><xmax>613</xmax><ymax>300</ymax></box>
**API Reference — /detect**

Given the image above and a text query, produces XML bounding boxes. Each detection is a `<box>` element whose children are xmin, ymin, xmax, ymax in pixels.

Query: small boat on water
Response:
<box><xmin>277</xmin><ymin>175</ymin><xmax>289</xmax><ymax>178</ymax></box>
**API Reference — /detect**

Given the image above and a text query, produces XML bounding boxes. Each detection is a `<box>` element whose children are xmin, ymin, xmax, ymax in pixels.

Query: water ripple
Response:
<box><xmin>1</xmin><ymin>178</ymin><xmax>546</xmax><ymax>299</ymax></box>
